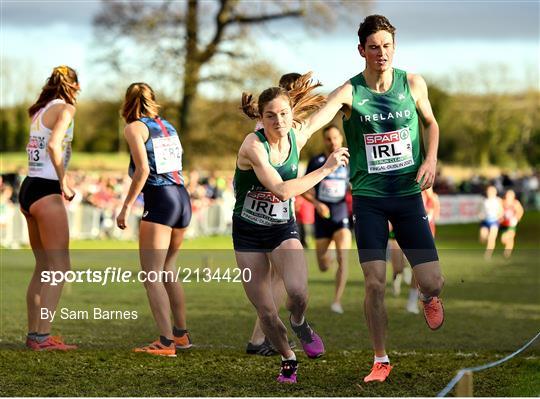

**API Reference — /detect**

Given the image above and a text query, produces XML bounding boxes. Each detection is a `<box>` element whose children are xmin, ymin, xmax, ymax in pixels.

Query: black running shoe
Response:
<box><xmin>246</xmin><ymin>338</ymin><xmax>278</xmax><ymax>356</ymax></box>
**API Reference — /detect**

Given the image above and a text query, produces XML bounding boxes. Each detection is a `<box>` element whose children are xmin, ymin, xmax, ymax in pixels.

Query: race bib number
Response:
<box><xmin>364</xmin><ymin>127</ymin><xmax>414</xmax><ymax>173</ymax></box>
<box><xmin>241</xmin><ymin>190</ymin><xmax>290</xmax><ymax>226</ymax></box>
<box><xmin>26</xmin><ymin>136</ymin><xmax>46</xmax><ymax>172</ymax></box>
<box><xmin>318</xmin><ymin>179</ymin><xmax>347</xmax><ymax>203</ymax></box>
<box><xmin>153</xmin><ymin>136</ymin><xmax>182</xmax><ymax>174</ymax></box>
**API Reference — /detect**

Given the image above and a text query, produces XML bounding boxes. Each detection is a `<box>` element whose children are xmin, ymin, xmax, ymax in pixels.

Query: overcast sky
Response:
<box><xmin>1</xmin><ymin>0</ymin><xmax>539</xmax><ymax>105</ymax></box>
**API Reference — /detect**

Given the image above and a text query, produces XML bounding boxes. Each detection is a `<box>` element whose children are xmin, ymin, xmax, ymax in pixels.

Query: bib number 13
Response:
<box><xmin>27</xmin><ymin>149</ymin><xmax>40</xmax><ymax>162</ymax></box>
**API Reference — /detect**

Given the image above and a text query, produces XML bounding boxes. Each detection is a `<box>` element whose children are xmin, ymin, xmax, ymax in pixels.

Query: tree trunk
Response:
<box><xmin>180</xmin><ymin>0</ymin><xmax>201</xmax><ymax>165</ymax></box>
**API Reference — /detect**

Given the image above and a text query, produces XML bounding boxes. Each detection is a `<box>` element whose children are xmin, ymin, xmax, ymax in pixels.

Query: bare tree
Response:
<box><xmin>93</xmin><ymin>0</ymin><xmax>368</xmax><ymax>150</ymax></box>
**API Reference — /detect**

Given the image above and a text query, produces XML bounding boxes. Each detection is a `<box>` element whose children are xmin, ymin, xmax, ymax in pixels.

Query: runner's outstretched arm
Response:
<box><xmin>240</xmin><ymin>135</ymin><xmax>349</xmax><ymax>201</ymax></box>
<box><xmin>295</xmin><ymin>82</ymin><xmax>353</xmax><ymax>149</ymax></box>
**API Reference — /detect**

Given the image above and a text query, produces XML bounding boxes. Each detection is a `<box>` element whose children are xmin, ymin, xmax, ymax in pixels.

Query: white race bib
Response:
<box><xmin>318</xmin><ymin>179</ymin><xmax>347</xmax><ymax>203</ymax></box>
<box><xmin>26</xmin><ymin>135</ymin><xmax>47</xmax><ymax>174</ymax></box>
<box><xmin>364</xmin><ymin>127</ymin><xmax>414</xmax><ymax>173</ymax></box>
<box><xmin>153</xmin><ymin>135</ymin><xmax>182</xmax><ymax>174</ymax></box>
<box><xmin>241</xmin><ymin>190</ymin><xmax>290</xmax><ymax>226</ymax></box>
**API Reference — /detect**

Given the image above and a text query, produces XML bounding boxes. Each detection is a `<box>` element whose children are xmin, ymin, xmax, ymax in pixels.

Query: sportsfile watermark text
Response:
<box><xmin>41</xmin><ymin>267</ymin><xmax>251</xmax><ymax>286</ymax></box>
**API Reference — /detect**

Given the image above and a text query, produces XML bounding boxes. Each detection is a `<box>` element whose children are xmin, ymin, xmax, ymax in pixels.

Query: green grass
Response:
<box><xmin>69</xmin><ymin>211</ymin><xmax>540</xmax><ymax>251</ymax></box>
<box><xmin>1</xmin><ymin>213</ymin><xmax>539</xmax><ymax>396</ymax></box>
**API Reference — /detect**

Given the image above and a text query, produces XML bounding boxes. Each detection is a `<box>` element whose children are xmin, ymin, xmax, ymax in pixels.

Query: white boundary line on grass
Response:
<box><xmin>437</xmin><ymin>330</ymin><xmax>540</xmax><ymax>397</ymax></box>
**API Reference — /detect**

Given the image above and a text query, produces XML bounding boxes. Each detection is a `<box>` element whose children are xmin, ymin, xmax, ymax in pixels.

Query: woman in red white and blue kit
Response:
<box><xmin>117</xmin><ymin>82</ymin><xmax>192</xmax><ymax>356</ymax></box>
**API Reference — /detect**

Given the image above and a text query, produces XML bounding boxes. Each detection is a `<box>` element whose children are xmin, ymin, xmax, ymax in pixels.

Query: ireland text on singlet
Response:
<box><xmin>343</xmin><ymin>68</ymin><xmax>422</xmax><ymax>197</ymax></box>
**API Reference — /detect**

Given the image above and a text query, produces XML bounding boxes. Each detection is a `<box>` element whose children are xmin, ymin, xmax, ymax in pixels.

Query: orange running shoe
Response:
<box><xmin>422</xmin><ymin>296</ymin><xmax>445</xmax><ymax>330</ymax></box>
<box><xmin>32</xmin><ymin>336</ymin><xmax>77</xmax><ymax>351</ymax></box>
<box><xmin>364</xmin><ymin>362</ymin><xmax>393</xmax><ymax>382</ymax></box>
<box><xmin>133</xmin><ymin>340</ymin><xmax>176</xmax><ymax>357</ymax></box>
<box><xmin>174</xmin><ymin>332</ymin><xmax>193</xmax><ymax>350</ymax></box>
<box><xmin>26</xmin><ymin>337</ymin><xmax>40</xmax><ymax>350</ymax></box>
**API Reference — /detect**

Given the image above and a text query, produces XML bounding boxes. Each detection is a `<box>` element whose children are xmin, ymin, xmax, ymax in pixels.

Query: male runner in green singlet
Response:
<box><xmin>304</xmin><ymin>14</ymin><xmax>445</xmax><ymax>382</ymax></box>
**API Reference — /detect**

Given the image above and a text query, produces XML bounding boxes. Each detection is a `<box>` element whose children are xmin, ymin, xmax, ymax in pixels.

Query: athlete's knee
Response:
<box><xmin>364</xmin><ymin>277</ymin><xmax>386</xmax><ymax>299</ymax></box>
<box><xmin>317</xmin><ymin>260</ymin><xmax>330</xmax><ymax>272</ymax></box>
<box><xmin>45</xmin><ymin>262</ymin><xmax>71</xmax><ymax>273</ymax></box>
<box><xmin>316</xmin><ymin>252</ymin><xmax>330</xmax><ymax>272</ymax></box>
<box><xmin>335</xmin><ymin>262</ymin><xmax>348</xmax><ymax>277</ymax></box>
<box><xmin>336</xmin><ymin>251</ymin><xmax>348</xmax><ymax>268</ymax></box>
<box><xmin>422</xmin><ymin>274</ymin><xmax>444</xmax><ymax>297</ymax></box>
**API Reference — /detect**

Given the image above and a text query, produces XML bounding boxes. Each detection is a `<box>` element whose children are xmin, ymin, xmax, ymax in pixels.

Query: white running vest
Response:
<box><xmin>483</xmin><ymin>197</ymin><xmax>502</xmax><ymax>222</ymax></box>
<box><xmin>26</xmin><ymin>99</ymin><xmax>74</xmax><ymax>180</ymax></box>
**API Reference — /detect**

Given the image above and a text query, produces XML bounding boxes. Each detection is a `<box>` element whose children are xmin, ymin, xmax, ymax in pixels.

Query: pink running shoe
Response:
<box><xmin>276</xmin><ymin>359</ymin><xmax>298</xmax><ymax>384</ymax></box>
<box><xmin>290</xmin><ymin>319</ymin><xmax>325</xmax><ymax>359</ymax></box>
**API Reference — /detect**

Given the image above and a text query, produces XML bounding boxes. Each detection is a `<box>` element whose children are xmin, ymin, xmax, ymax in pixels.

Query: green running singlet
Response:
<box><xmin>233</xmin><ymin>129</ymin><xmax>299</xmax><ymax>226</ymax></box>
<box><xmin>343</xmin><ymin>68</ymin><xmax>422</xmax><ymax>197</ymax></box>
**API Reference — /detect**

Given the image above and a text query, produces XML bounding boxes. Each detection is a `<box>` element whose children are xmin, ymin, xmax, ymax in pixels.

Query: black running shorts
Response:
<box><xmin>314</xmin><ymin>213</ymin><xmax>350</xmax><ymax>239</ymax></box>
<box><xmin>353</xmin><ymin>194</ymin><xmax>438</xmax><ymax>266</ymax></box>
<box><xmin>232</xmin><ymin>216</ymin><xmax>300</xmax><ymax>252</ymax></box>
<box><xmin>19</xmin><ymin>176</ymin><xmax>62</xmax><ymax>213</ymax></box>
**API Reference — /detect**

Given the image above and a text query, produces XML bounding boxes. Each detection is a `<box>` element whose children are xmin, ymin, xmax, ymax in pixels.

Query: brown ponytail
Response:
<box><xmin>121</xmin><ymin>82</ymin><xmax>161</xmax><ymax>123</ymax></box>
<box><xmin>287</xmin><ymin>72</ymin><xmax>325</xmax><ymax>125</ymax></box>
<box><xmin>28</xmin><ymin>65</ymin><xmax>79</xmax><ymax>117</ymax></box>
<box><xmin>241</xmin><ymin>92</ymin><xmax>260</xmax><ymax>120</ymax></box>
<box><xmin>278</xmin><ymin>72</ymin><xmax>302</xmax><ymax>91</ymax></box>
<box><xmin>240</xmin><ymin>71</ymin><xmax>325</xmax><ymax>125</ymax></box>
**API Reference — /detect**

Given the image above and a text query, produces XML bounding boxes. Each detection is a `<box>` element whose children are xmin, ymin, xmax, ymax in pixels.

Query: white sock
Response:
<box><xmin>373</xmin><ymin>355</ymin><xmax>390</xmax><ymax>363</ymax></box>
<box><xmin>374</xmin><ymin>355</ymin><xmax>390</xmax><ymax>364</ymax></box>
<box><xmin>282</xmin><ymin>352</ymin><xmax>296</xmax><ymax>361</ymax></box>
<box><xmin>408</xmin><ymin>287</ymin><xmax>419</xmax><ymax>302</ymax></box>
<box><xmin>290</xmin><ymin>315</ymin><xmax>305</xmax><ymax>327</ymax></box>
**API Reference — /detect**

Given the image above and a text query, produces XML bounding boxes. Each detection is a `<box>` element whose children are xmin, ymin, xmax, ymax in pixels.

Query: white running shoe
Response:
<box><xmin>403</xmin><ymin>267</ymin><xmax>412</xmax><ymax>285</ymax></box>
<box><xmin>330</xmin><ymin>302</ymin><xmax>344</xmax><ymax>314</ymax></box>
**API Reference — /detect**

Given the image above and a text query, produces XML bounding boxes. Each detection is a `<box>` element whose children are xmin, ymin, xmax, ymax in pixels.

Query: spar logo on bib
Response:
<box><xmin>247</xmin><ymin>191</ymin><xmax>282</xmax><ymax>203</ymax></box>
<box><xmin>364</xmin><ymin>127</ymin><xmax>414</xmax><ymax>173</ymax></box>
<box><xmin>400</xmin><ymin>129</ymin><xmax>409</xmax><ymax>140</ymax></box>
<box><xmin>241</xmin><ymin>190</ymin><xmax>290</xmax><ymax>226</ymax></box>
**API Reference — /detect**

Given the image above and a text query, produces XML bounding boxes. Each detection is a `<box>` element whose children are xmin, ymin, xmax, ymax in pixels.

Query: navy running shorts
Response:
<box><xmin>352</xmin><ymin>194</ymin><xmax>438</xmax><ymax>267</ymax></box>
<box><xmin>480</xmin><ymin>219</ymin><xmax>499</xmax><ymax>229</ymax></box>
<box><xmin>142</xmin><ymin>184</ymin><xmax>192</xmax><ymax>228</ymax></box>
<box><xmin>232</xmin><ymin>216</ymin><xmax>300</xmax><ymax>252</ymax></box>
<box><xmin>19</xmin><ymin>176</ymin><xmax>62</xmax><ymax>213</ymax></box>
<box><xmin>314</xmin><ymin>213</ymin><xmax>350</xmax><ymax>239</ymax></box>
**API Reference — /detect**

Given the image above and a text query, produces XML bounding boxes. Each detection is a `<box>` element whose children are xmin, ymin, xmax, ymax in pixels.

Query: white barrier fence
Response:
<box><xmin>0</xmin><ymin>194</ymin><xmax>520</xmax><ymax>247</ymax></box>
<box><xmin>438</xmin><ymin>194</ymin><xmax>484</xmax><ymax>225</ymax></box>
<box><xmin>1</xmin><ymin>201</ymin><xmax>233</xmax><ymax>248</ymax></box>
